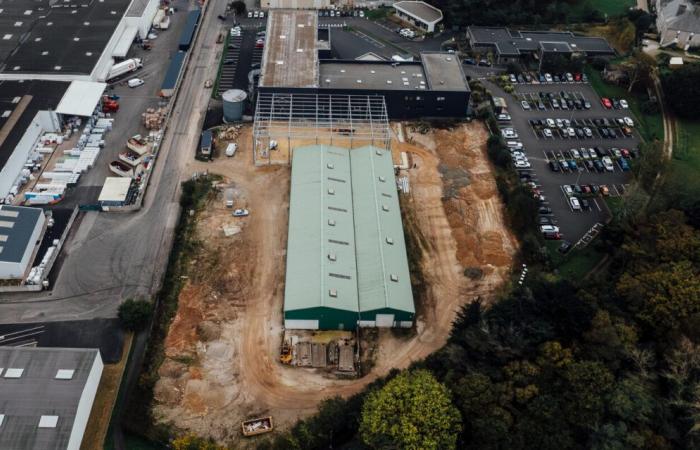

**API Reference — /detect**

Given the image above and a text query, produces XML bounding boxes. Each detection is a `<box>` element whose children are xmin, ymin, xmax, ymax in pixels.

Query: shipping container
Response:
<box><xmin>178</xmin><ymin>9</ymin><xmax>201</xmax><ymax>51</ymax></box>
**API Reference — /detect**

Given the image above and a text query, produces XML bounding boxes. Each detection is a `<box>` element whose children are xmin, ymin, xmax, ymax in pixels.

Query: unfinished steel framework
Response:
<box><xmin>252</xmin><ymin>93</ymin><xmax>391</xmax><ymax>165</ymax></box>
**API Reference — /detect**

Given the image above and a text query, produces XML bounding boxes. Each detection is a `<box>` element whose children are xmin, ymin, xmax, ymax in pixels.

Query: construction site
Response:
<box><xmin>150</xmin><ymin>117</ymin><xmax>517</xmax><ymax>445</ymax></box>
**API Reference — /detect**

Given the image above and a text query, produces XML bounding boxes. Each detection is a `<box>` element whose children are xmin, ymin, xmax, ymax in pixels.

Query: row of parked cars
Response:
<box><xmin>601</xmin><ymin>97</ymin><xmax>629</xmax><ymax>109</ymax></box>
<box><xmin>530</xmin><ymin>116</ymin><xmax>636</xmax><ymax>140</ymax></box>
<box><xmin>509</xmin><ymin>71</ymin><xmax>588</xmax><ymax>84</ymax></box>
<box><xmin>547</xmin><ymin>146</ymin><xmax>636</xmax><ymax>173</ymax></box>
<box><xmin>318</xmin><ymin>8</ymin><xmax>365</xmax><ymax>17</ymax></box>
<box><xmin>520</xmin><ymin>90</ymin><xmax>591</xmax><ymax>111</ymax></box>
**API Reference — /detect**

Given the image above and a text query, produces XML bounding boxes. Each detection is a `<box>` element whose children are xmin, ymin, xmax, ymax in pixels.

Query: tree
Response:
<box><xmin>661</xmin><ymin>63</ymin><xmax>700</xmax><ymax>118</ymax></box>
<box><xmin>172</xmin><ymin>434</ymin><xmax>225</xmax><ymax>450</ymax></box>
<box><xmin>117</xmin><ymin>298</ymin><xmax>153</xmax><ymax>331</ymax></box>
<box><xmin>621</xmin><ymin>51</ymin><xmax>655</xmax><ymax>93</ymax></box>
<box><xmin>229</xmin><ymin>0</ymin><xmax>246</xmax><ymax>15</ymax></box>
<box><xmin>360</xmin><ymin>369</ymin><xmax>462</xmax><ymax>450</ymax></box>
<box><xmin>617</xmin><ymin>260</ymin><xmax>700</xmax><ymax>332</ymax></box>
<box><xmin>562</xmin><ymin>361</ymin><xmax>615</xmax><ymax>427</ymax></box>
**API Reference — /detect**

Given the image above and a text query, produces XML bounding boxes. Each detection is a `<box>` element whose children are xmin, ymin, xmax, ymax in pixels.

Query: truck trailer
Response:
<box><xmin>107</xmin><ymin>58</ymin><xmax>143</xmax><ymax>81</ymax></box>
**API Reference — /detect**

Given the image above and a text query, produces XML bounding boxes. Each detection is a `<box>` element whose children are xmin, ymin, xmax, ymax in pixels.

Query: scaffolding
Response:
<box><xmin>252</xmin><ymin>93</ymin><xmax>391</xmax><ymax>165</ymax></box>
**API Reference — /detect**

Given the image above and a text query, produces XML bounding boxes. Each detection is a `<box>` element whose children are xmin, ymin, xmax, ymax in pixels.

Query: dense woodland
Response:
<box><xmin>431</xmin><ymin>0</ymin><xmax>605</xmax><ymax>26</ymax></box>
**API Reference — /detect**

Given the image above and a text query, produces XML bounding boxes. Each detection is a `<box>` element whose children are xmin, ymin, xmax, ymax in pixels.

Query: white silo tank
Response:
<box><xmin>222</xmin><ymin>89</ymin><xmax>247</xmax><ymax>122</ymax></box>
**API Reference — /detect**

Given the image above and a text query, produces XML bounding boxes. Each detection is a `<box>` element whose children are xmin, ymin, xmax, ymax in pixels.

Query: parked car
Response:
<box><xmin>619</xmin><ymin>158</ymin><xmax>631</xmax><ymax>171</ymax></box>
<box><xmin>539</xmin><ymin>206</ymin><xmax>553</xmax><ymax>215</ymax></box>
<box><xmin>543</xmin><ymin>128</ymin><xmax>553</xmax><ymax>138</ymax></box>
<box><xmin>558</xmin><ymin>240</ymin><xmax>573</xmax><ymax>253</ymax></box>
<box><xmin>583</xmin><ymin>100</ymin><xmax>591</xmax><ymax>109</ymax></box>
<box><xmin>539</xmin><ymin>216</ymin><xmax>553</xmax><ymax>225</ymax></box>
<box><xmin>549</xmin><ymin>161</ymin><xmax>560</xmax><ymax>172</ymax></box>
<box><xmin>601</xmin><ymin>97</ymin><xmax>613</xmax><ymax>109</ymax></box>
<box><xmin>127</xmin><ymin>78</ymin><xmax>144</xmax><ymax>88</ymax></box>
<box><xmin>620</xmin><ymin>99</ymin><xmax>629</xmax><ymax>109</ymax></box>
<box><xmin>602</xmin><ymin>156</ymin><xmax>615</xmax><ymax>171</ymax></box>
<box><xmin>521</xmin><ymin>100</ymin><xmax>531</xmax><ymax>110</ymax></box>
<box><xmin>570</xmin><ymin>197</ymin><xmax>582</xmax><ymax>211</ymax></box>
<box><xmin>232</xmin><ymin>208</ymin><xmax>249</xmax><ymax>217</ymax></box>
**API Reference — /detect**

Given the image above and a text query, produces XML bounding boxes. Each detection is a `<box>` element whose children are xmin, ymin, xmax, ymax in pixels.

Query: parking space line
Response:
<box><xmin>593</xmin><ymin>198</ymin><xmax>602</xmax><ymax>211</ymax></box>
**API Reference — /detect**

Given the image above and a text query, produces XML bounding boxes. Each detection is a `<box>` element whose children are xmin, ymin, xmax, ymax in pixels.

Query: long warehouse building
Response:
<box><xmin>284</xmin><ymin>145</ymin><xmax>415</xmax><ymax>330</ymax></box>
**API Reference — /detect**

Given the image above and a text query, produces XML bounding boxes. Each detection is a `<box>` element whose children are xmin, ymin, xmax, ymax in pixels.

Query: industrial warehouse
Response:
<box><xmin>257</xmin><ymin>10</ymin><xmax>470</xmax><ymax>119</ymax></box>
<box><xmin>283</xmin><ymin>145</ymin><xmax>415</xmax><ymax>330</ymax></box>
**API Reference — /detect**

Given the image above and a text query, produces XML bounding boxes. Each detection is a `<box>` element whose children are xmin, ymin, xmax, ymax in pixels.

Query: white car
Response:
<box><xmin>259</xmin><ymin>11</ymin><xmax>265</xmax><ymax>18</ymax></box>
<box><xmin>602</xmin><ymin>156</ymin><xmax>615</xmax><ymax>171</ymax></box>
<box><xmin>620</xmin><ymin>99</ymin><xmax>629</xmax><ymax>109</ymax></box>
<box><xmin>359</xmin><ymin>10</ymin><xmax>364</xmax><ymax>17</ymax></box>
<box><xmin>540</xmin><ymin>225</ymin><xmax>560</xmax><ymax>233</ymax></box>
<box><xmin>555</xmin><ymin>118</ymin><xmax>564</xmax><ymax>128</ymax></box>
<box><xmin>514</xmin><ymin>161</ymin><xmax>531</xmax><ymax>168</ymax></box>
<box><xmin>623</xmin><ymin>116</ymin><xmax>635</xmax><ymax>127</ymax></box>
<box><xmin>497</xmin><ymin>113</ymin><xmax>511</xmax><ymax>121</ymax></box>
<box><xmin>225</xmin><ymin>143</ymin><xmax>238</xmax><ymax>157</ymax></box>
<box><xmin>232</xmin><ymin>208</ymin><xmax>249</xmax><ymax>217</ymax></box>
<box><xmin>247</xmin><ymin>11</ymin><xmax>253</xmax><ymax>17</ymax></box>
<box><xmin>583</xmin><ymin>127</ymin><xmax>593</xmax><ymax>137</ymax></box>
<box><xmin>253</xmin><ymin>10</ymin><xmax>259</xmax><ymax>17</ymax></box>
<box><xmin>588</xmin><ymin>148</ymin><xmax>597</xmax><ymax>158</ymax></box>
<box><xmin>127</xmin><ymin>78</ymin><xmax>144</xmax><ymax>88</ymax></box>
<box><xmin>563</xmin><ymin>185</ymin><xmax>574</xmax><ymax>195</ymax></box>
<box><xmin>544</xmin><ymin>73</ymin><xmax>553</xmax><ymax>82</ymax></box>
<box><xmin>567</xmin><ymin>127</ymin><xmax>576</xmax><ymax>138</ymax></box>
<box><xmin>546</xmin><ymin>118</ymin><xmax>555</xmax><ymax>128</ymax></box>
<box><xmin>501</xmin><ymin>128</ymin><xmax>518</xmax><ymax>138</ymax></box>
<box><xmin>511</xmin><ymin>151</ymin><xmax>526</xmax><ymax>159</ymax></box>
<box><xmin>543</xmin><ymin>128</ymin><xmax>553</xmax><ymax>138</ymax></box>
<box><xmin>570</xmin><ymin>197</ymin><xmax>581</xmax><ymax>211</ymax></box>
<box><xmin>570</xmin><ymin>149</ymin><xmax>580</xmax><ymax>159</ymax></box>
<box><xmin>521</xmin><ymin>100</ymin><xmax>531</xmax><ymax>110</ymax></box>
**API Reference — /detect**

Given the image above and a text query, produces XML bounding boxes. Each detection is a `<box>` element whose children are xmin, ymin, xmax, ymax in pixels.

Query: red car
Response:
<box><xmin>574</xmin><ymin>73</ymin><xmax>582</xmax><ymax>81</ymax></box>
<box><xmin>620</xmin><ymin>148</ymin><xmax>630</xmax><ymax>158</ymax></box>
<box><xmin>601</xmin><ymin>97</ymin><xmax>612</xmax><ymax>109</ymax></box>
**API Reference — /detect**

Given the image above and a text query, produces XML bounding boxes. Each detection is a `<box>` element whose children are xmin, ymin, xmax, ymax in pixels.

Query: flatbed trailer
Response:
<box><xmin>241</xmin><ymin>416</ymin><xmax>273</xmax><ymax>437</ymax></box>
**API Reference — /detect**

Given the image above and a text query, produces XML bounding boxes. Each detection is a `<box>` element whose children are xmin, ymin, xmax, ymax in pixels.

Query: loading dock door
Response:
<box><xmin>284</xmin><ymin>319</ymin><xmax>319</xmax><ymax>330</ymax></box>
<box><xmin>375</xmin><ymin>314</ymin><xmax>395</xmax><ymax>327</ymax></box>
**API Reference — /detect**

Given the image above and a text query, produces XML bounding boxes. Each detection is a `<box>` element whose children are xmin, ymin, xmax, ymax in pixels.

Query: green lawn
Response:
<box><xmin>571</xmin><ymin>0</ymin><xmax>635</xmax><ymax>18</ymax></box>
<box><xmin>546</xmin><ymin>241</ymin><xmax>606</xmax><ymax>281</ymax></box>
<box><xmin>661</xmin><ymin>118</ymin><xmax>700</xmax><ymax>205</ymax></box>
<box><xmin>585</xmin><ymin>67</ymin><xmax>664</xmax><ymax>143</ymax></box>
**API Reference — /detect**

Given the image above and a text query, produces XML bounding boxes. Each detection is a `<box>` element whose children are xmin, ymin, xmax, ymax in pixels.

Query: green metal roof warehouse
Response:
<box><xmin>284</xmin><ymin>145</ymin><xmax>415</xmax><ymax>330</ymax></box>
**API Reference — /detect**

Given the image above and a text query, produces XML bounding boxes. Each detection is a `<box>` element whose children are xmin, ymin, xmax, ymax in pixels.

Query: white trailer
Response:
<box><xmin>107</xmin><ymin>58</ymin><xmax>143</xmax><ymax>81</ymax></box>
<box><xmin>152</xmin><ymin>9</ymin><xmax>166</xmax><ymax>28</ymax></box>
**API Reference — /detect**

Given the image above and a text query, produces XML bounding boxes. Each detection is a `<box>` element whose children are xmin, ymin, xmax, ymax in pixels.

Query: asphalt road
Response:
<box><xmin>0</xmin><ymin>0</ymin><xmax>227</xmax><ymax>323</ymax></box>
<box><xmin>482</xmin><ymin>76</ymin><xmax>638</xmax><ymax>243</ymax></box>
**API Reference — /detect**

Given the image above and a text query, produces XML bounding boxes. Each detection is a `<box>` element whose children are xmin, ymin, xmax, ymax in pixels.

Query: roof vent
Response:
<box><xmin>387</xmin><ymin>80</ymin><xmax>392</xmax><ymax>84</ymax></box>
<box><xmin>386</xmin><ymin>237</ymin><xmax>394</xmax><ymax>245</ymax></box>
<box><xmin>327</xmin><ymin>163</ymin><xmax>334</xmax><ymax>169</ymax></box>
<box><xmin>328</xmin><ymin>187</ymin><xmax>335</xmax><ymax>195</ymax></box>
<box><xmin>38</xmin><ymin>416</ymin><xmax>58</xmax><ymax>428</ymax></box>
<box><xmin>378</xmin><ymin>176</ymin><xmax>386</xmax><ymax>182</ymax></box>
<box><xmin>55</xmin><ymin>369</ymin><xmax>75</xmax><ymax>380</ymax></box>
<box><xmin>14</xmin><ymin>21</ymin><xmax>23</xmax><ymax>27</ymax></box>
<box><xmin>4</xmin><ymin>368</ymin><xmax>23</xmax><ymax>378</ymax></box>
<box><xmin>328</xmin><ymin>253</ymin><xmax>337</xmax><ymax>261</ymax></box>
<box><xmin>356</xmin><ymin>79</ymin><xmax>362</xmax><ymax>83</ymax></box>
<box><xmin>328</xmin><ymin>219</ymin><xmax>336</xmax><ymax>226</ymax></box>
<box><xmin>329</xmin><ymin>288</ymin><xmax>338</xmax><ymax>297</ymax></box>
<box><xmin>375</xmin><ymin>149</ymin><xmax>382</xmax><ymax>156</ymax></box>
<box><xmin>2</xmin><ymin>34</ymin><xmax>12</xmax><ymax>40</ymax></box>
<box><xmin>390</xmin><ymin>274</ymin><xmax>399</xmax><ymax>282</ymax></box>
<box><xmin>382</xmin><ymin>205</ymin><xmax>389</xmax><ymax>212</ymax></box>
<box><xmin>34</xmin><ymin>37</ymin><xmax>41</xmax><ymax>41</ymax></box>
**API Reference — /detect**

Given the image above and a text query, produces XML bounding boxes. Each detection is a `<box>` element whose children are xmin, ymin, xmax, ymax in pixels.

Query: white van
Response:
<box><xmin>225</xmin><ymin>143</ymin><xmax>238</xmax><ymax>157</ymax></box>
<box><xmin>506</xmin><ymin>141</ymin><xmax>523</xmax><ymax>149</ymax></box>
<box><xmin>127</xmin><ymin>78</ymin><xmax>144</xmax><ymax>88</ymax></box>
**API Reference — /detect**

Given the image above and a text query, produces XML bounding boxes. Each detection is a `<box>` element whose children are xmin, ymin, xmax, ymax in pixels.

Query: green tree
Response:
<box><xmin>562</xmin><ymin>361</ymin><xmax>614</xmax><ymax>427</ymax></box>
<box><xmin>608</xmin><ymin>377</ymin><xmax>655</xmax><ymax>424</ymax></box>
<box><xmin>661</xmin><ymin>63</ymin><xmax>700</xmax><ymax>118</ymax></box>
<box><xmin>617</xmin><ymin>260</ymin><xmax>700</xmax><ymax>331</ymax></box>
<box><xmin>229</xmin><ymin>0</ymin><xmax>246</xmax><ymax>15</ymax></box>
<box><xmin>117</xmin><ymin>298</ymin><xmax>153</xmax><ymax>331</ymax></box>
<box><xmin>360</xmin><ymin>369</ymin><xmax>462</xmax><ymax>450</ymax></box>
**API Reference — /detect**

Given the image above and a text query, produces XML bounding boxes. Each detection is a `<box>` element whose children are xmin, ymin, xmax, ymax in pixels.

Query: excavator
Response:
<box><xmin>279</xmin><ymin>340</ymin><xmax>292</xmax><ymax>364</ymax></box>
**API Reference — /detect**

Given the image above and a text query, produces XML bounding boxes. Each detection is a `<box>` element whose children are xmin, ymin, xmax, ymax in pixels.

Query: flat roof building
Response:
<box><xmin>0</xmin><ymin>205</ymin><xmax>46</xmax><ymax>280</ymax></box>
<box><xmin>393</xmin><ymin>1</ymin><xmax>443</xmax><ymax>33</ymax></box>
<box><xmin>467</xmin><ymin>26</ymin><xmax>615</xmax><ymax>63</ymax></box>
<box><xmin>0</xmin><ymin>346</ymin><xmax>103</xmax><ymax>450</ymax></box>
<box><xmin>284</xmin><ymin>145</ymin><xmax>414</xmax><ymax>330</ymax></box>
<box><xmin>259</xmin><ymin>10</ymin><xmax>319</xmax><ymax>89</ymax></box>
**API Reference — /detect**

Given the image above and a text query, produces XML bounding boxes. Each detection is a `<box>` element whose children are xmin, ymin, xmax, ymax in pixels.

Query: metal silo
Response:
<box><xmin>222</xmin><ymin>89</ymin><xmax>247</xmax><ymax>122</ymax></box>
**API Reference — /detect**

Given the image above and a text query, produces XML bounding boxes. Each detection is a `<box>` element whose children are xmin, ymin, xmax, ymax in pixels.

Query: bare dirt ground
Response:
<box><xmin>152</xmin><ymin>122</ymin><xmax>517</xmax><ymax>446</ymax></box>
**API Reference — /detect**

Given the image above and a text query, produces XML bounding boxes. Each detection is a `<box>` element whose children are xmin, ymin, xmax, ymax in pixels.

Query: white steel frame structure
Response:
<box><xmin>252</xmin><ymin>93</ymin><xmax>391</xmax><ymax>165</ymax></box>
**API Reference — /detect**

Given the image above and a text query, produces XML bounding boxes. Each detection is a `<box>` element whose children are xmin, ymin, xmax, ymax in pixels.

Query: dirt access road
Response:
<box><xmin>153</xmin><ymin>122</ymin><xmax>517</xmax><ymax>446</ymax></box>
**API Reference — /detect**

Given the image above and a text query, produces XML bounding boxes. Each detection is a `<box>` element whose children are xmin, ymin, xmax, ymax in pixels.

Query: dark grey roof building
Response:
<box><xmin>0</xmin><ymin>346</ymin><xmax>103</xmax><ymax>450</ymax></box>
<box><xmin>467</xmin><ymin>26</ymin><xmax>615</xmax><ymax>62</ymax></box>
<box><xmin>0</xmin><ymin>205</ymin><xmax>46</xmax><ymax>280</ymax></box>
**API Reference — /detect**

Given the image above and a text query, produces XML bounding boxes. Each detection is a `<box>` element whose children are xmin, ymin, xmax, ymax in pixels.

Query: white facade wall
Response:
<box><xmin>66</xmin><ymin>352</ymin><xmax>103</xmax><ymax>450</ymax></box>
<box><xmin>0</xmin><ymin>211</ymin><xmax>45</xmax><ymax>279</ymax></box>
<box><xmin>284</xmin><ymin>319</ymin><xmax>319</xmax><ymax>329</ymax></box>
<box><xmin>127</xmin><ymin>0</ymin><xmax>160</xmax><ymax>39</ymax></box>
<box><xmin>0</xmin><ymin>110</ymin><xmax>60</xmax><ymax>199</ymax></box>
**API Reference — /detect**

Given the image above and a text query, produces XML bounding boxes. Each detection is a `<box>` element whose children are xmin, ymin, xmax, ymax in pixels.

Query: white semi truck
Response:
<box><xmin>107</xmin><ymin>58</ymin><xmax>142</xmax><ymax>81</ymax></box>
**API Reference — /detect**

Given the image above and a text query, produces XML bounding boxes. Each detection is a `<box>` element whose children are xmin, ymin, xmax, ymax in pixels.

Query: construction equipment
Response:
<box><xmin>102</xmin><ymin>97</ymin><xmax>119</xmax><ymax>113</ymax></box>
<box><xmin>280</xmin><ymin>340</ymin><xmax>292</xmax><ymax>364</ymax></box>
<box><xmin>242</xmin><ymin>417</ymin><xmax>273</xmax><ymax>436</ymax></box>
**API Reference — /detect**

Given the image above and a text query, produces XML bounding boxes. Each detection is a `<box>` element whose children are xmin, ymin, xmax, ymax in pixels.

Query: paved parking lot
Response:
<box><xmin>490</xmin><ymin>80</ymin><xmax>639</xmax><ymax>243</ymax></box>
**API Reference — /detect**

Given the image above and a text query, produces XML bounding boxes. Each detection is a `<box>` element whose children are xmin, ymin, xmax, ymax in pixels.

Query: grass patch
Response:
<box><xmin>658</xmin><ymin>118</ymin><xmax>700</xmax><ymax>206</ymax></box>
<box><xmin>546</xmin><ymin>241</ymin><xmax>605</xmax><ymax>281</ymax></box>
<box><xmin>212</xmin><ymin>32</ymin><xmax>229</xmax><ymax>99</ymax></box>
<box><xmin>575</xmin><ymin>0</ymin><xmax>634</xmax><ymax>17</ymax></box>
<box><xmin>366</xmin><ymin>7</ymin><xmax>390</xmax><ymax>21</ymax></box>
<box><xmin>585</xmin><ymin>66</ymin><xmax>664</xmax><ymax>143</ymax></box>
